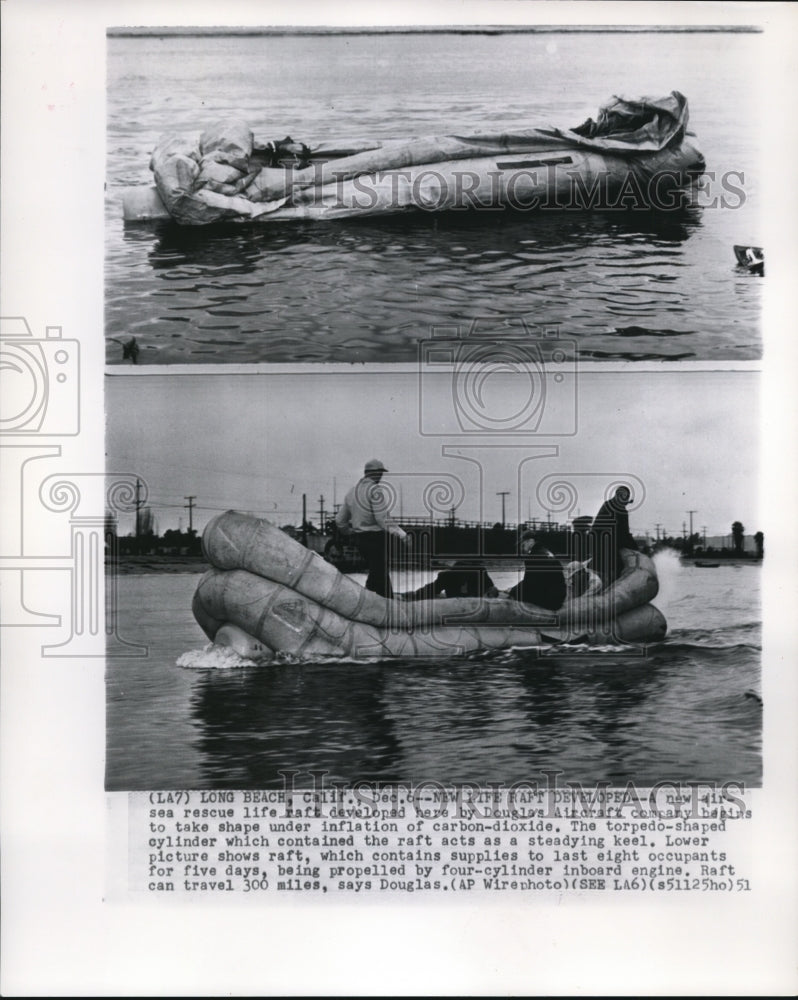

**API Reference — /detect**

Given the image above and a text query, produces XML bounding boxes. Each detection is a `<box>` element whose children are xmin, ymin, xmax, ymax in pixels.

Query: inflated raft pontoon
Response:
<box><xmin>192</xmin><ymin>511</ymin><xmax>667</xmax><ymax>660</ymax></box>
<box><xmin>123</xmin><ymin>92</ymin><xmax>704</xmax><ymax>225</ymax></box>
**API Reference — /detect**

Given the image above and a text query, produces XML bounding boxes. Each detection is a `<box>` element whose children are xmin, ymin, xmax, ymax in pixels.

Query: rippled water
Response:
<box><xmin>105</xmin><ymin>557</ymin><xmax>761</xmax><ymax>790</ymax></box>
<box><xmin>105</xmin><ymin>31</ymin><xmax>763</xmax><ymax>363</ymax></box>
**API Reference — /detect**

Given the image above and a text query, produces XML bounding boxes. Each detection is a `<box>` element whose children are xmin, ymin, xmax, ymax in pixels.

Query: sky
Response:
<box><xmin>106</xmin><ymin>369</ymin><xmax>759</xmax><ymax>540</ymax></box>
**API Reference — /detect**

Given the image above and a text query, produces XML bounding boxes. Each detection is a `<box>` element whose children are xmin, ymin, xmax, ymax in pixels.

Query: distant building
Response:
<box><xmin>703</xmin><ymin>534</ymin><xmax>756</xmax><ymax>553</ymax></box>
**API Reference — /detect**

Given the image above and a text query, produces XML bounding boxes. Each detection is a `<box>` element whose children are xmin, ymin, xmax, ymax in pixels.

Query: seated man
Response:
<box><xmin>407</xmin><ymin>561</ymin><xmax>498</xmax><ymax>601</ymax></box>
<box><xmin>508</xmin><ymin>531</ymin><xmax>566</xmax><ymax>611</ymax></box>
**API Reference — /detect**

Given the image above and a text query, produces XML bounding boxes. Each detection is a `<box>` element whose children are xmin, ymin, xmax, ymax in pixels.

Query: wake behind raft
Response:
<box><xmin>123</xmin><ymin>92</ymin><xmax>704</xmax><ymax>225</ymax></box>
<box><xmin>191</xmin><ymin>511</ymin><xmax>667</xmax><ymax>661</ymax></box>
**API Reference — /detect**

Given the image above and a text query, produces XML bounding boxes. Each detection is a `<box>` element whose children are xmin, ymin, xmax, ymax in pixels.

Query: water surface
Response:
<box><xmin>106</xmin><ymin>557</ymin><xmax>761</xmax><ymax>789</ymax></box>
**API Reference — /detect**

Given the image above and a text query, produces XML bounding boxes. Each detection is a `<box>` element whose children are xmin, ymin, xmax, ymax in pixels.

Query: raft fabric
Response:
<box><xmin>149</xmin><ymin>92</ymin><xmax>702</xmax><ymax>225</ymax></box>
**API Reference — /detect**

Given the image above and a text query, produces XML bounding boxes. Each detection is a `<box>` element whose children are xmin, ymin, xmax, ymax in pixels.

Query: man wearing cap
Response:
<box><xmin>508</xmin><ymin>530</ymin><xmax>567</xmax><ymax>612</ymax></box>
<box><xmin>335</xmin><ymin>459</ymin><xmax>409</xmax><ymax>598</ymax></box>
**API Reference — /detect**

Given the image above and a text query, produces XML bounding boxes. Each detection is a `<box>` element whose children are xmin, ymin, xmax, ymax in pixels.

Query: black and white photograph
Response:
<box><xmin>106</xmin><ymin>22</ymin><xmax>763</xmax><ymax>364</ymax></box>
<box><xmin>102</xmin><ymin>17</ymin><xmax>766</xmax><ymax>796</ymax></box>
<box><xmin>105</xmin><ymin>369</ymin><xmax>762</xmax><ymax>791</ymax></box>
<box><xmin>2</xmin><ymin>0</ymin><xmax>797</xmax><ymax>996</ymax></box>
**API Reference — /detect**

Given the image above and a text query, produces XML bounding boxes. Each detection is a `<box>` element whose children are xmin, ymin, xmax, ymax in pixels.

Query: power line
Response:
<box><xmin>497</xmin><ymin>491</ymin><xmax>509</xmax><ymax>530</ymax></box>
<box><xmin>135</xmin><ymin>478</ymin><xmax>143</xmax><ymax>538</ymax></box>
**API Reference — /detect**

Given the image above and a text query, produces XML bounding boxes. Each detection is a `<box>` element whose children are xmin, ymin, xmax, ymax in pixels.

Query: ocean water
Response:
<box><xmin>105</xmin><ymin>555</ymin><xmax>761</xmax><ymax>790</ymax></box>
<box><xmin>105</xmin><ymin>31</ymin><xmax>763</xmax><ymax>364</ymax></box>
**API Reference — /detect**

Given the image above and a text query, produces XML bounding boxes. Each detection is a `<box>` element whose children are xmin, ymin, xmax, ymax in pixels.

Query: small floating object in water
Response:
<box><xmin>109</xmin><ymin>336</ymin><xmax>140</xmax><ymax>363</ymax></box>
<box><xmin>122</xmin><ymin>337</ymin><xmax>139</xmax><ymax>363</ymax></box>
<box><xmin>743</xmin><ymin>690</ymin><xmax>763</xmax><ymax>705</ymax></box>
<box><xmin>694</xmin><ymin>561</ymin><xmax>721</xmax><ymax>568</ymax></box>
<box><xmin>733</xmin><ymin>245</ymin><xmax>764</xmax><ymax>275</ymax></box>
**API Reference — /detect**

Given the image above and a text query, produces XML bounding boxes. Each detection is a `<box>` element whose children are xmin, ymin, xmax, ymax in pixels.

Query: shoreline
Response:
<box><xmin>108</xmin><ymin>555</ymin><xmax>209</xmax><ymax>575</ymax></box>
<box><xmin>108</xmin><ymin>554</ymin><xmax>762</xmax><ymax>576</ymax></box>
<box><xmin>107</xmin><ymin>26</ymin><xmax>760</xmax><ymax>38</ymax></box>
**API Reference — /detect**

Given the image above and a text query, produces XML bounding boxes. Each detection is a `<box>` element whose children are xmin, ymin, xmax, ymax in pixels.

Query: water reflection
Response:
<box><xmin>142</xmin><ymin>221</ymin><xmax>263</xmax><ymax>274</ymax></box>
<box><xmin>511</xmin><ymin>655</ymin><xmax>663</xmax><ymax>772</ymax></box>
<box><xmin>189</xmin><ymin>664</ymin><xmax>402</xmax><ymax>788</ymax></box>
<box><xmin>135</xmin><ymin>203</ymin><xmax>702</xmax><ymax>272</ymax></box>
<box><xmin>177</xmin><ymin>628</ymin><xmax>760</xmax><ymax>788</ymax></box>
<box><xmin>108</xmin><ymin>203</ymin><xmax>710</xmax><ymax>363</ymax></box>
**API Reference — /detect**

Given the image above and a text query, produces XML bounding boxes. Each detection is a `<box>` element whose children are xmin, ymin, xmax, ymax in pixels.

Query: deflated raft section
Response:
<box><xmin>124</xmin><ymin>92</ymin><xmax>704</xmax><ymax>225</ymax></box>
<box><xmin>192</xmin><ymin>511</ymin><xmax>667</xmax><ymax>660</ymax></box>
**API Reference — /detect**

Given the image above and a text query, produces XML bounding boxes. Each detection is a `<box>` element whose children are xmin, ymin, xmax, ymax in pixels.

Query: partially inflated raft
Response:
<box><xmin>192</xmin><ymin>511</ymin><xmax>667</xmax><ymax>660</ymax></box>
<box><xmin>124</xmin><ymin>93</ymin><xmax>704</xmax><ymax>225</ymax></box>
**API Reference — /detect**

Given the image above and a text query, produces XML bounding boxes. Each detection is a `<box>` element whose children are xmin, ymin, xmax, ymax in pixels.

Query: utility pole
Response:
<box><xmin>184</xmin><ymin>495</ymin><xmax>196</xmax><ymax>533</ymax></box>
<box><xmin>497</xmin><ymin>491</ymin><xmax>509</xmax><ymax>530</ymax></box>
<box><xmin>302</xmin><ymin>493</ymin><xmax>307</xmax><ymax>546</ymax></box>
<box><xmin>687</xmin><ymin>509</ymin><xmax>697</xmax><ymax>539</ymax></box>
<box><xmin>135</xmin><ymin>478</ymin><xmax>143</xmax><ymax>538</ymax></box>
<box><xmin>318</xmin><ymin>494</ymin><xmax>326</xmax><ymax>532</ymax></box>
<box><xmin>655</xmin><ymin>523</ymin><xmax>661</xmax><ymax>541</ymax></box>
<box><xmin>702</xmin><ymin>525</ymin><xmax>707</xmax><ymax>548</ymax></box>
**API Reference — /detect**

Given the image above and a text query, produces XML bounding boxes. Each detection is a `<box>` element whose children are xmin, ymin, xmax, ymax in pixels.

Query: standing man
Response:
<box><xmin>589</xmin><ymin>485</ymin><xmax>638</xmax><ymax>585</ymax></box>
<box><xmin>335</xmin><ymin>459</ymin><xmax>409</xmax><ymax>598</ymax></box>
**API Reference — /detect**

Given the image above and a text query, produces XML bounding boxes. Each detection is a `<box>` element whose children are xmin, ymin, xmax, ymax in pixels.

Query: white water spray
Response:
<box><xmin>652</xmin><ymin>547</ymin><xmax>683</xmax><ymax>615</ymax></box>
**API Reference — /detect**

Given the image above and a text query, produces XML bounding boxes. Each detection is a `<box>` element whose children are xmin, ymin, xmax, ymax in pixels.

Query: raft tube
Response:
<box><xmin>192</xmin><ymin>511</ymin><xmax>667</xmax><ymax>660</ymax></box>
<box><xmin>123</xmin><ymin>93</ymin><xmax>704</xmax><ymax>225</ymax></box>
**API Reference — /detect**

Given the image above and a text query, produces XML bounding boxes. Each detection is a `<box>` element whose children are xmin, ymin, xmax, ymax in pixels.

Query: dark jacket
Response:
<box><xmin>410</xmin><ymin>563</ymin><xmax>496</xmax><ymax>601</ymax></box>
<box><xmin>508</xmin><ymin>543</ymin><xmax>566</xmax><ymax>611</ymax></box>
<box><xmin>591</xmin><ymin>496</ymin><xmax>637</xmax><ymax>550</ymax></box>
<box><xmin>590</xmin><ymin>490</ymin><xmax>638</xmax><ymax>583</ymax></box>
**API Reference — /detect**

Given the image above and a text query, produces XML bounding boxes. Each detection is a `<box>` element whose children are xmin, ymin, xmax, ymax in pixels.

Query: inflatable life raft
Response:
<box><xmin>123</xmin><ymin>92</ymin><xmax>704</xmax><ymax>226</ymax></box>
<box><xmin>192</xmin><ymin>511</ymin><xmax>667</xmax><ymax>660</ymax></box>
